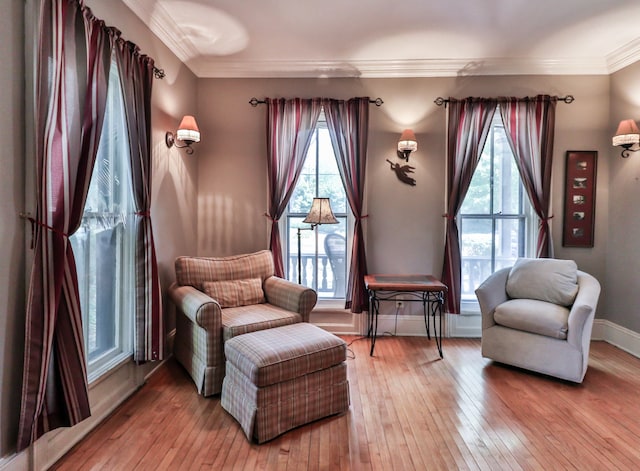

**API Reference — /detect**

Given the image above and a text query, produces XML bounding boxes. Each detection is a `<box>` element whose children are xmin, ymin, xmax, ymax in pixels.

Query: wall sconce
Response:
<box><xmin>397</xmin><ymin>129</ymin><xmax>418</xmax><ymax>161</ymax></box>
<box><xmin>297</xmin><ymin>197</ymin><xmax>338</xmax><ymax>285</ymax></box>
<box><xmin>612</xmin><ymin>119</ymin><xmax>640</xmax><ymax>158</ymax></box>
<box><xmin>166</xmin><ymin>115</ymin><xmax>200</xmax><ymax>154</ymax></box>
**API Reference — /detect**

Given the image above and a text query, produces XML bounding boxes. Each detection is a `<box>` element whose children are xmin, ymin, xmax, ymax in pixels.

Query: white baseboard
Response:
<box><xmin>592</xmin><ymin>319</ymin><xmax>640</xmax><ymax>358</ymax></box>
<box><xmin>370</xmin><ymin>313</ymin><xmax>435</xmax><ymax>337</ymax></box>
<box><xmin>310</xmin><ymin>309</ymin><xmax>361</xmax><ymax>335</ymax></box>
<box><xmin>0</xmin><ymin>453</ymin><xmax>28</xmax><ymax>471</ymax></box>
<box><xmin>447</xmin><ymin>313</ymin><xmax>481</xmax><ymax>338</ymax></box>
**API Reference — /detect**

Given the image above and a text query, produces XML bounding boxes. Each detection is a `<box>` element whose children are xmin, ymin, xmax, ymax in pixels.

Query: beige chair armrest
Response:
<box><xmin>566</xmin><ymin>271</ymin><xmax>601</xmax><ymax>350</ymax></box>
<box><xmin>475</xmin><ymin>267</ymin><xmax>511</xmax><ymax>331</ymax></box>
<box><xmin>168</xmin><ymin>282</ymin><xmax>222</xmax><ymax>331</ymax></box>
<box><xmin>263</xmin><ymin>276</ymin><xmax>318</xmax><ymax>322</ymax></box>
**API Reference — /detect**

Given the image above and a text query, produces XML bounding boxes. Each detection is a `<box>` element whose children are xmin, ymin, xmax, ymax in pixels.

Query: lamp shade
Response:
<box><xmin>303</xmin><ymin>198</ymin><xmax>338</xmax><ymax>225</ymax></box>
<box><xmin>176</xmin><ymin>115</ymin><xmax>201</xmax><ymax>143</ymax></box>
<box><xmin>397</xmin><ymin>129</ymin><xmax>418</xmax><ymax>153</ymax></box>
<box><xmin>612</xmin><ymin>119</ymin><xmax>640</xmax><ymax>146</ymax></box>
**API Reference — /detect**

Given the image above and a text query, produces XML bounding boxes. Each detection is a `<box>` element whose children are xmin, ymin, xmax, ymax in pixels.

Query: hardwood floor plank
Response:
<box><xmin>51</xmin><ymin>338</ymin><xmax>640</xmax><ymax>471</ymax></box>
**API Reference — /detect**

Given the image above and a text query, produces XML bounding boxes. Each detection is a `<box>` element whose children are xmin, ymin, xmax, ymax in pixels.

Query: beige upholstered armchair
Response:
<box><xmin>168</xmin><ymin>250</ymin><xmax>317</xmax><ymax>396</ymax></box>
<box><xmin>475</xmin><ymin>258</ymin><xmax>600</xmax><ymax>383</ymax></box>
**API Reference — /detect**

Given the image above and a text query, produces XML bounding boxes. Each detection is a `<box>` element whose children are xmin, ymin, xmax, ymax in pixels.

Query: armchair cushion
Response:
<box><xmin>203</xmin><ymin>278</ymin><xmax>265</xmax><ymax>308</ymax></box>
<box><xmin>506</xmin><ymin>258</ymin><xmax>578</xmax><ymax>306</ymax></box>
<box><xmin>221</xmin><ymin>304</ymin><xmax>302</xmax><ymax>342</ymax></box>
<box><xmin>494</xmin><ymin>299</ymin><xmax>569</xmax><ymax>340</ymax></box>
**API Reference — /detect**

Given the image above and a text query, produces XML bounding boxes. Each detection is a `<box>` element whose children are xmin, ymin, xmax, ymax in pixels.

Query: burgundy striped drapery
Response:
<box><xmin>441</xmin><ymin>98</ymin><xmax>497</xmax><ymax>314</ymax></box>
<box><xmin>19</xmin><ymin>0</ymin><xmax>163</xmax><ymax>450</ymax></box>
<box><xmin>499</xmin><ymin>95</ymin><xmax>557</xmax><ymax>258</ymax></box>
<box><xmin>17</xmin><ymin>0</ymin><xmax>113</xmax><ymax>450</ymax></box>
<box><xmin>115</xmin><ymin>40</ymin><xmax>164</xmax><ymax>362</ymax></box>
<box><xmin>322</xmin><ymin>98</ymin><xmax>370</xmax><ymax>313</ymax></box>
<box><xmin>266</xmin><ymin>98</ymin><xmax>322</xmax><ymax>277</ymax></box>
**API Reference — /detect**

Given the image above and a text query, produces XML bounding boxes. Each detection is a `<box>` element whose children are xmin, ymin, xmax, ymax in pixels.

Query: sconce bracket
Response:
<box><xmin>397</xmin><ymin>150</ymin><xmax>411</xmax><ymax>161</ymax></box>
<box><xmin>165</xmin><ymin>131</ymin><xmax>175</xmax><ymax>148</ymax></box>
<box><xmin>165</xmin><ymin>131</ymin><xmax>195</xmax><ymax>154</ymax></box>
<box><xmin>620</xmin><ymin>144</ymin><xmax>639</xmax><ymax>158</ymax></box>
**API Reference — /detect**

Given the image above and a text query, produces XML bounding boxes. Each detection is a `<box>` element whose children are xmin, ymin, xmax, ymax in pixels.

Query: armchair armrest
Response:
<box><xmin>567</xmin><ymin>271</ymin><xmax>601</xmax><ymax>350</ymax></box>
<box><xmin>168</xmin><ymin>282</ymin><xmax>222</xmax><ymax>331</ymax></box>
<box><xmin>263</xmin><ymin>276</ymin><xmax>318</xmax><ymax>322</ymax></box>
<box><xmin>475</xmin><ymin>267</ymin><xmax>511</xmax><ymax>331</ymax></box>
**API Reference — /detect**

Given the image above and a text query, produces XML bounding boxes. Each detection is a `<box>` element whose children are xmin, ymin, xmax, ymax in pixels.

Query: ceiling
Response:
<box><xmin>124</xmin><ymin>0</ymin><xmax>640</xmax><ymax>78</ymax></box>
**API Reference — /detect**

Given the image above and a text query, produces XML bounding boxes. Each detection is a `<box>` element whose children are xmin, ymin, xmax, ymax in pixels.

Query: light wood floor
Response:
<box><xmin>52</xmin><ymin>337</ymin><xmax>640</xmax><ymax>470</ymax></box>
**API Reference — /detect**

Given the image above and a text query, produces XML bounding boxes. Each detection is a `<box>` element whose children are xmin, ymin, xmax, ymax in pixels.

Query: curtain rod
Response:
<box><xmin>248</xmin><ymin>97</ymin><xmax>384</xmax><ymax>107</ymax></box>
<box><xmin>434</xmin><ymin>95</ymin><xmax>574</xmax><ymax>107</ymax></box>
<box><xmin>79</xmin><ymin>2</ymin><xmax>165</xmax><ymax>79</ymax></box>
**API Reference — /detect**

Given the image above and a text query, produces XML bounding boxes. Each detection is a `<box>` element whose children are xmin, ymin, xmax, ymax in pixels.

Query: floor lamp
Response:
<box><xmin>297</xmin><ymin>197</ymin><xmax>338</xmax><ymax>285</ymax></box>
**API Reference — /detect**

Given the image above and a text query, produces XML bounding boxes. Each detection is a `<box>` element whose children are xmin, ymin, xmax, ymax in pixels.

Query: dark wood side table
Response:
<box><xmin>364</xmin><ymin>274</ymin><xmax>447</xmax><ymax>358</ymax></box>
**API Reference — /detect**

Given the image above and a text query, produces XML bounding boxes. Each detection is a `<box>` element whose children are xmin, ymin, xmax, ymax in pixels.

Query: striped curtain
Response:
<box><xmin>266</xmin><ymin>98</ymin><xmax>322</xmax><ymax>277</ymax></box>
<box><xmin>115</xmin><ymin>40</ymin><xmax>163</xmax><ymax>361</ymax></box>
<box><xmin>17</xmin><ymin>0</ymin><xmax>113</xmax><ymax>450</ymax></box>
<box><xmin>441</xmin><ymin>98</ymin><xmax>498</xmax><ymax>314</ymax></box>
<box><xmin>499</xmin><ymin>95</ymin><xmax>558</xmax><ymax>258</ymax></box>
<box><xmin>322</xmin><ymin>97</ymin><xmax>370</xmax><ymax>313</ymax></box>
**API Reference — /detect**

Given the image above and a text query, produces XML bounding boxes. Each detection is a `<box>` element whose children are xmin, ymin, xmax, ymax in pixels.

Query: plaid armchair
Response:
<box><xmin>168</xmin><ymin>250</ymin><xmax>317</xmax><ymax>396</ymax></box>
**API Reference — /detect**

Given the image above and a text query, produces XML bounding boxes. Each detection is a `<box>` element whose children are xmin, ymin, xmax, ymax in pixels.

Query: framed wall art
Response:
<box><xmin>562</xmin><ymin>150</ymin><xmax>597</xmax><ymax>247</ymax></box>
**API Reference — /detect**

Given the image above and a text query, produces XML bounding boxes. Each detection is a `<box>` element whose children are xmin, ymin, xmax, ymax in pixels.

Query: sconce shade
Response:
<box><xmin>398</xmin><ymin>129</ymin><xmax>418</xmax><ymax>153</ymax></box>
<box><xmin>612</xmin><ymin>119</ymin><xmax>640</xmax><ymax>147</ymax></box>
<box><xmin>176</xmin><ymin>115</ymin><xmax>201</xmax><ymax>143</ymax></box>
<box><xmin>303</xmin><ymin>198</ymin><xmax>338</xmax><ymax>226</ymax></box>
<box><xmin>397</xmin><ymin>129</ymin><xmax>418</xmax><ymax>161</ymax></box>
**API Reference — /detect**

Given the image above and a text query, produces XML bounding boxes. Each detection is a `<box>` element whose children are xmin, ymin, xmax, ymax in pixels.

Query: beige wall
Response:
<box><xmin>0</xmin><ymin>0</ymin><xmax>200</xmax><ymax>461</ymax></box>
<box><xmin>0</xmin><ymin>0</ymin><xmax>25</xmax><ymax>459</ymax></box>
<box><xmin>196</xmin><ymin>75</ymin><xmax>610</xmax><ymax>314</ymax></box>
<box><xmin>608</xmin><ymin>61</ymin><xmax>640</xmax><ymax>332</ymax></box>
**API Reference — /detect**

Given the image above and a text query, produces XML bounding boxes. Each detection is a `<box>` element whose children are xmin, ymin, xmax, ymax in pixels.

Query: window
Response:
<box><xmin>70</xmin><ymin>55</ymin><xmax>134</xmax><ymax>381</ymax></box>
<box><xmin>286</xmin><ymin>118</ymin><xmax>349</xmax><ymax>300</ymax></box>
<box><xmin>459</xmin><ymin>109</ymin><xmax>534</xmax><ymax>308</ymax></box>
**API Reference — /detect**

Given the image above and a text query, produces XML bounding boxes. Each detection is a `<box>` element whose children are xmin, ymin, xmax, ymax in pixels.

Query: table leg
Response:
<box><xmin>431</xmin><ymin>292</ymin><xmax>444</xmax><ymax>359</ymax></box>
<box><xmin>422</xmin><ymin>293</ymin><xmax>431</xmax><ymax>340</ymax></box>
<box><xmin>369</xmin><ymin>293</ymin><xmax>379</xmax><ymax>356</ymax></box>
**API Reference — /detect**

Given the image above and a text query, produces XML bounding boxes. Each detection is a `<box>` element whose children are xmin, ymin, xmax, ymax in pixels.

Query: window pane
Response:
<box><xmin>460</xmin><ymin>218</ymin><xmax>492</xmax><ymax>298</ymax></box>
<box><xmin>459</xmin><ymin>108</ymin><xmax>533</xmax><ymax>306</ymax></box>
<box><xmin>460</xmin><ymin>149</ymin><xmax>491</xmax><ymax>215</ymax></box>
<box><xmin>70</xmin><ymin>55</ymin><xmax>134</xmax><ymax>377</ymax></box>
<box><xmin>493</xmin><ymin>127</ymin><xmax>521</xmax><ymax>215</ymax></box>
<box><xmin>317</xmin><ymin>128</ymin><xmax>347</xmax><ymax>214</ymax></box>
<box><xmin>494</xmin><ymin>218</ymin><xmax>522</xmax><ymax>267</ymax></box>
<box><xmin>286</xmin><ymin>120</ymin><xmax>348</xmax><ymax>300</ymax></box>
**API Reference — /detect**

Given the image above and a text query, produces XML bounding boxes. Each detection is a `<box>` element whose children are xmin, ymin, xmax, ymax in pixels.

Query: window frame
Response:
<box><xmin>458</xmin><ymin>110</ymin><xmax>536</xmax><ymax>313</ymax></box>
<box><xmin>70</xmin><ymin>54</ymin><xmax>135</xmax><ymax>383</ymax></box>
<box><xmin>282</xmin><ymin>116</ymin><xmax>353</xmax><ymax>304</ymax></box>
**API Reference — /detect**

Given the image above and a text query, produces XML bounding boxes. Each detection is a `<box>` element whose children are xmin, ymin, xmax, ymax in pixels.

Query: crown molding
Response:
<box><xmin>190</xmin><ymin>57</ymin><xmax>611</xmax><ymax>79</ymax></box>
<box><xmin>606</xmin><ymin>38</ymin><xmax>640</xmax><ymax>74</ymax></box>
<box><xmin>124</xmin><ymin>0</ymin><xmax>199</xmax><ymax>64</ymax></box>
<box><xmin>124</xmin><ymin>0</ymin><xmax>626</xmax><ymax>79</ymax></box>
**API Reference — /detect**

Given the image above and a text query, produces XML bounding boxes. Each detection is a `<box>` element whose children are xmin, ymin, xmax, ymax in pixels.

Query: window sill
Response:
<box><xmin>314</xmin><ymin>299</ymin><xmax>348</xmax><ymax>311</ymax></box>
<box><xmin>87</xmin><ymin>352</ymin><xmax>132</xmax><ymax>387</ymax></box>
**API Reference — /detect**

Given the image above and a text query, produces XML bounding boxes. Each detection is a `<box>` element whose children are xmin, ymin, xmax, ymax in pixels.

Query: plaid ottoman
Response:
<box><xmin>221</xmin><ymin>322</ymin><xmax>350</xmax><ymax>443</ymax></box>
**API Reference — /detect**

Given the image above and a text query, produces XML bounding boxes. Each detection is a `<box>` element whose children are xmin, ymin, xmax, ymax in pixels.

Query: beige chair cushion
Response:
<box><xmin>494</xmin><ymin>298</ymin><xmax>570</xmax><ymax>339</ymax></box>
<box><xmin>506</xmin><ymin>258</ymin><xmax>578</xmax><ymax>306</ymax></box>
<box><xmin>203</xmin><ymin>278</ymin><xmax>265</xmax><ymax>308</ymax></box>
